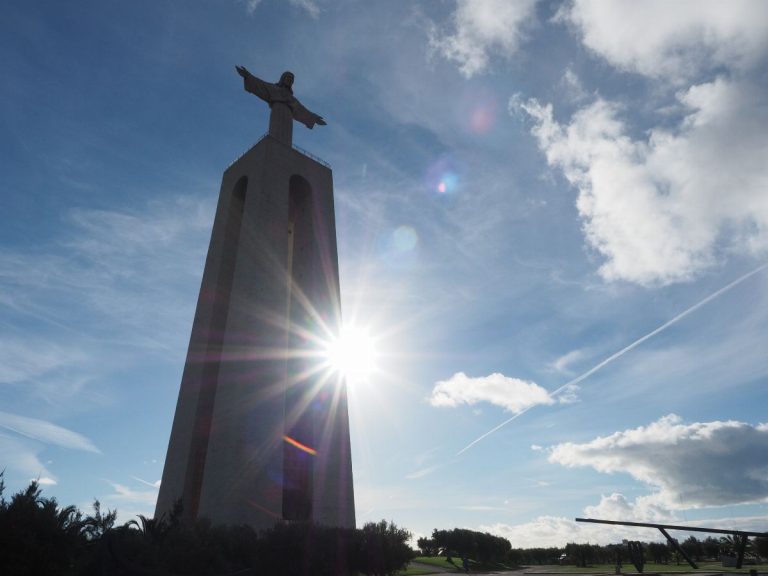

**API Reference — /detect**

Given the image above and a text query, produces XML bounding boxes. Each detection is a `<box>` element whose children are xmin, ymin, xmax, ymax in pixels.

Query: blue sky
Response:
<box><xmin>2</xmin><ymin>0</ymin><xmax>768</xmax><ymax>547</ymax></box>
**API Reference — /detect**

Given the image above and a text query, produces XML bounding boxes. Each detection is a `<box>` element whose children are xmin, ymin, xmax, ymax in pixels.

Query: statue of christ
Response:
<box><xmin>236</xmin><ymin>66</ymin><xmax>326</xmax><ymax>145</ymax></box>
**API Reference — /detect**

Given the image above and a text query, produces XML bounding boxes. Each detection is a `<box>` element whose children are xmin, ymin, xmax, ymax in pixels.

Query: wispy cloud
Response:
<box><xmin>289</xmin><ymin>0</ymin><xmax>319</xmax><ymax>19</ymax></box>
<box><xmin>0</xmin><ymin>337</ymin><xmax>87</xmax><ymax>385</ymax></box>
<box><xmin>0</xmin><ymin>410</ymin><xmax>99</xmax><ymax>453</ymax></box>
<box><xmin>559</xmin><ymin>66</ymin><xmax>588</xmax><ymax>102</ymax></box>
<box><xmin>0</xmin><ymin>196</ymin><xmax>213</xmax><ymax>353</ymax></box>
<box><xmin>550</xmin><ymin>349</ymin><xmax>586</xmax><ymax>374</ymax></box>
<box><xmin>107</xmin><ymin>482</ymin><xmax>159</xmax><ymax>505</ymax></box>
<box><xmin>406</xmin><ymin>465</ymin><xmax>440</xmax><ymax>480</ymax></box>
<box><xmin>103</xmin><ymin>479</ymin><xmax>160</xmax><ymax>524</ymax></box>
<box><xmin>456</xmin><ymin>262</ymin><xmax>768</xmax><ymax>454</ymax></box>
<box><xmin>0</xmin><ymin>411</ymin><xmax>99</xmax><ymax>493</ymax></box>
<box><xmin>241</xmin><ymin>0</ymin><xmax>262</xmax><ymax>14</ymax></box>
<box><xmin>0</xmin><ymin>434</ymin><xmax>56</xmax><ymax>484</ymax></box>
<box><xmin>240</xmin><ymin>0</ymin><xmax>319</xmax><ymax>18</ymax></box>
<box><xmin>131</xmin><ymin>476</ymin><xmax>162</xmax><ymax>489</ymax></box>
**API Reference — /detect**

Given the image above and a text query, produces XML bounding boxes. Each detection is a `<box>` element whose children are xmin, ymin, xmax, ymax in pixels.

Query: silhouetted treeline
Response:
<box><xmin>510</xmin><ymin>536</ymin><xmax>768</xmax><ymax>567</ymax></box>
<box><xmin>0</xmin><ymin>477</ymin><xmax>412</xmax><ymax>576</ymax></box>
<box><xmin>417</xmin><ymin>524</ymin><xmax>768</xmax><ymax>567</ymax></box>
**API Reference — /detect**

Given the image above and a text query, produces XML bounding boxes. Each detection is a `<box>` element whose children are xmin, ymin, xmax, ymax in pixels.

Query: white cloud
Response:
<box><xmin>430</xmin><ymin>372</ymin><xmax>555</xmax><ymax>413</ymax></box>
<box><xmin>481</xmin><ymin>493</ymin><xmax>679</xmax><ymax>547</ymax></box>
<box><xmin>559</xmin><ymin>0</ymin><xmax>768</xmax><ymax>80</ymax></box>
<box><xmin>583</xmin><ymin>493</ymin><xmax>676</xmax><ymax>524</ymax></box>
<box><xmin>549</xmin><ymin>414</ymin><xmax>768</xmax><ymax>508</ymax></box>
<box><xmin>483</xmin><ymin>510</ymin><xmax>768</xmax><ymax>548</ymax></box>
<box><xmin>479</xmin><ymin>515</ymin><xmax>658</xmax><ymax>547</ymax></box>
<box><xmin>513</xmin><ymin>76</ymin><xmax>768</xmax><ymax>285</ymax></box>
<box><xmin>0</xmin><ymin>410</ymin><xmax>100</xmax><ymax>453</ymax></box>
<box><xmin>429</xmin><ymin>0</ymin><xmax>538</xmax><ymax>77</ymax></box>
<box><xmin>36</xmin><ymin>476</ymin><xmax>58</xmax><ymax>486</ymax></box>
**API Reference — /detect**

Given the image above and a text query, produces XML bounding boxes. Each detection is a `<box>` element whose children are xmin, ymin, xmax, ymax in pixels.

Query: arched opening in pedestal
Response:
<box><xmin>282</xmin><ymin>174</ymin><xmax>316</xmax><ymax>522</ymax></box>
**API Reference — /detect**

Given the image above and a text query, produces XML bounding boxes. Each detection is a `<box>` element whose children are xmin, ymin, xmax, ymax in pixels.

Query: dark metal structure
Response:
<box><xmin>575</xmin><ymin>517</ymin><xmax>768</xmax><ymax>571</ymax></box>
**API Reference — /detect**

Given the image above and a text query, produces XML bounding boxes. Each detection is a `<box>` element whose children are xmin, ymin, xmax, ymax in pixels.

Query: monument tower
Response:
<box><xmin>155</xmin><ymin>67</ymin><xmax>355</xmax><ymax>530</ymax></box>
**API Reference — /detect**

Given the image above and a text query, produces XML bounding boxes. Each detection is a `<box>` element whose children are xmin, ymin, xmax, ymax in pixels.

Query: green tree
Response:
<box><xmin>417</xmin><ymin>536</ymin><xmax>438</xmax><ymax>556</ymax></box>
<box><xmin>702</xmin><ymin>536</ymin><xmax>721</xmax><ymax>560</ymax></box>
<box><xmin>357</xmin><ymin>520</ymin><xmax>413</xmax><ymax>576</ymax></box>
<box><xmin>647</xmin><ymin>541</ymin><xmax>669</xmax><ymax>564</ymax></box>
<box><xmin>681</xmin><ymin>536</ymin><xmax>703</xmax><ymax>562</ymax></box>
<box><xmin>564</xmin><ymin>543</ymin><xmax>597</xmax><ymax>567</ymax></box>
<box><xmin>753</xmin><ymin>537</ymin><xmax>768</xmax><ymax>561</ymax></box>
<box><xmin>81</xmin><ymin>499</ymin><xmax>116</xmax><ymax>541</ymax></box>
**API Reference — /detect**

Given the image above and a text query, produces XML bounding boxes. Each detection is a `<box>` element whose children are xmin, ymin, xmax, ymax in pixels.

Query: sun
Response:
<box><xmin>324</xmin><ymin>324</ymin><xmax>377</xmax><ymax>383</ymax></box>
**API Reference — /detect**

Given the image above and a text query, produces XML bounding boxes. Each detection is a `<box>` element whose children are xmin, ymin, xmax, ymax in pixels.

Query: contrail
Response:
<box><xmin>457</xmin><ymin>262</ymin><xmax>768</xmax><ymax>456</ymax></box>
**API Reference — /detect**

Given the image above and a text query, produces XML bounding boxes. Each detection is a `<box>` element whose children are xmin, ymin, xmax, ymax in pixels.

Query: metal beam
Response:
<box><xmin>658</xmin><ymin>527</ymin><xmax>697</xmax><ymax>570</ymax></box>
<box><xmin>736</xmin><ymin>533</ymin><xmax>748</xmax><ymax>569</ymax></box>
<box><xmin>575</xmin><ymin>518</ymin><xmax>768</xmax><ymax>538</ymax></box>
<box><xmin>627</xmin><ymin>541</ymin><xmax>644</xmax><ymax>573</ymax></box>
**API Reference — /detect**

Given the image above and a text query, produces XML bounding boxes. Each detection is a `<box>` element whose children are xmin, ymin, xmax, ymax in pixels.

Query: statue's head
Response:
<box><xmin>279</xmin><ymin>71</ymin><xmax>295</xmax><ymax>92</ymax></box>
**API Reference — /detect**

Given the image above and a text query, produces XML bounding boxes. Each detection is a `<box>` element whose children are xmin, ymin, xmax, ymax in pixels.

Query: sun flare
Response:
<box><xmin>325</xmin><ymin>324</ymin><xmax>377</xmax><ymax>383</ymax></box>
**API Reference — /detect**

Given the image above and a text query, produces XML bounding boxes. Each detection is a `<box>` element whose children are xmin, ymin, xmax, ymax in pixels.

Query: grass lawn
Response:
<box><xmin>525</xmin><ymin>562</ymin><xmax>768</xmax><ymax>573</ymax></box>
<box><xmin>407</xmin><ymin>556</ymin><xmax>518</xmax><ymax>573</ymax></box>
<box><xmin>400</xmin><ymin>558</ymin><xmax>768</xmax><ymax>575</ymax></box>
<box><xmin>413</xmin><ymin>556</ymin><xmax>462</xmax><ymax>569</ymax></box>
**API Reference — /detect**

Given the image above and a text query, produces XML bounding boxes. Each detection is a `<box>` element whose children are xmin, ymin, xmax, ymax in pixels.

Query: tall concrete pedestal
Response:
<box><xmin>156</xmin><ymin>134</ymin><xmax>355</xmax><ymax>530</ymax></box>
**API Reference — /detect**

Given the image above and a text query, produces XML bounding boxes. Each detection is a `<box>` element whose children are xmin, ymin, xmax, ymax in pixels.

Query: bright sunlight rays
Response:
<box><xmin>324</xmin><ymin>324</ymin><xmax>378</xmax><ymax>383</ymax></box>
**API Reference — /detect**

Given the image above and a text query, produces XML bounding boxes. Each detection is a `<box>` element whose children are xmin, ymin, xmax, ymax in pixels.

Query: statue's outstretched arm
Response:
<box><xmin>291</xmin><ymin>98</ymin><xmax>327</xmax><ymax>129</ymax></box>
<box><xmin>236</xmin><ymin>65</ymin><xmax>272</xmax><ymax>103</ymax></box>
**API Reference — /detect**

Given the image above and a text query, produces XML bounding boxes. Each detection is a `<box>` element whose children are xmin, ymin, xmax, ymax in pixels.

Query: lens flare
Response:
<box><xmin>425</xmin><ymin>156</ymin><xmax>461</xmax><ymax>196</ymax></box>
<box><xmin>437</xmin><ymin>172</ymin><xmax>458</xmax><ymax>194</ymax></box>
<box><xmin>457</xmin><ymin>85</ymin><xmax>499</xmax><ymax>135</ymax></box>
<box><xmin>392</xmin><ymin>225</ymin><xmax>418</xmax><ymax>252</ymax></box>
<box><xmin>469</xmin><ymin>102</ymin><xmax>497</xmax><ymax>134</ymax></box>
<box><xmin>283</xmin><ymin>434</ymin><xmax>317</xmax><ymax>456</ymax></box>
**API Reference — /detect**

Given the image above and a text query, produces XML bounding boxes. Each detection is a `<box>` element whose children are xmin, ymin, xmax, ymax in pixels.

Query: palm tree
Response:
<box><xmin>82</xmin><ymin>499</ymin><xmax>117</xmax><ymax>540</ymax></box>
<box><xmin>127</xmin><ymin>513</ymin><xmax>169</xmax><ymax>544</ymax></box>
<box><xmin>0</xmin><ymin>480</ymin><xmax>89</xmax><ymax>575</ymax></box>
